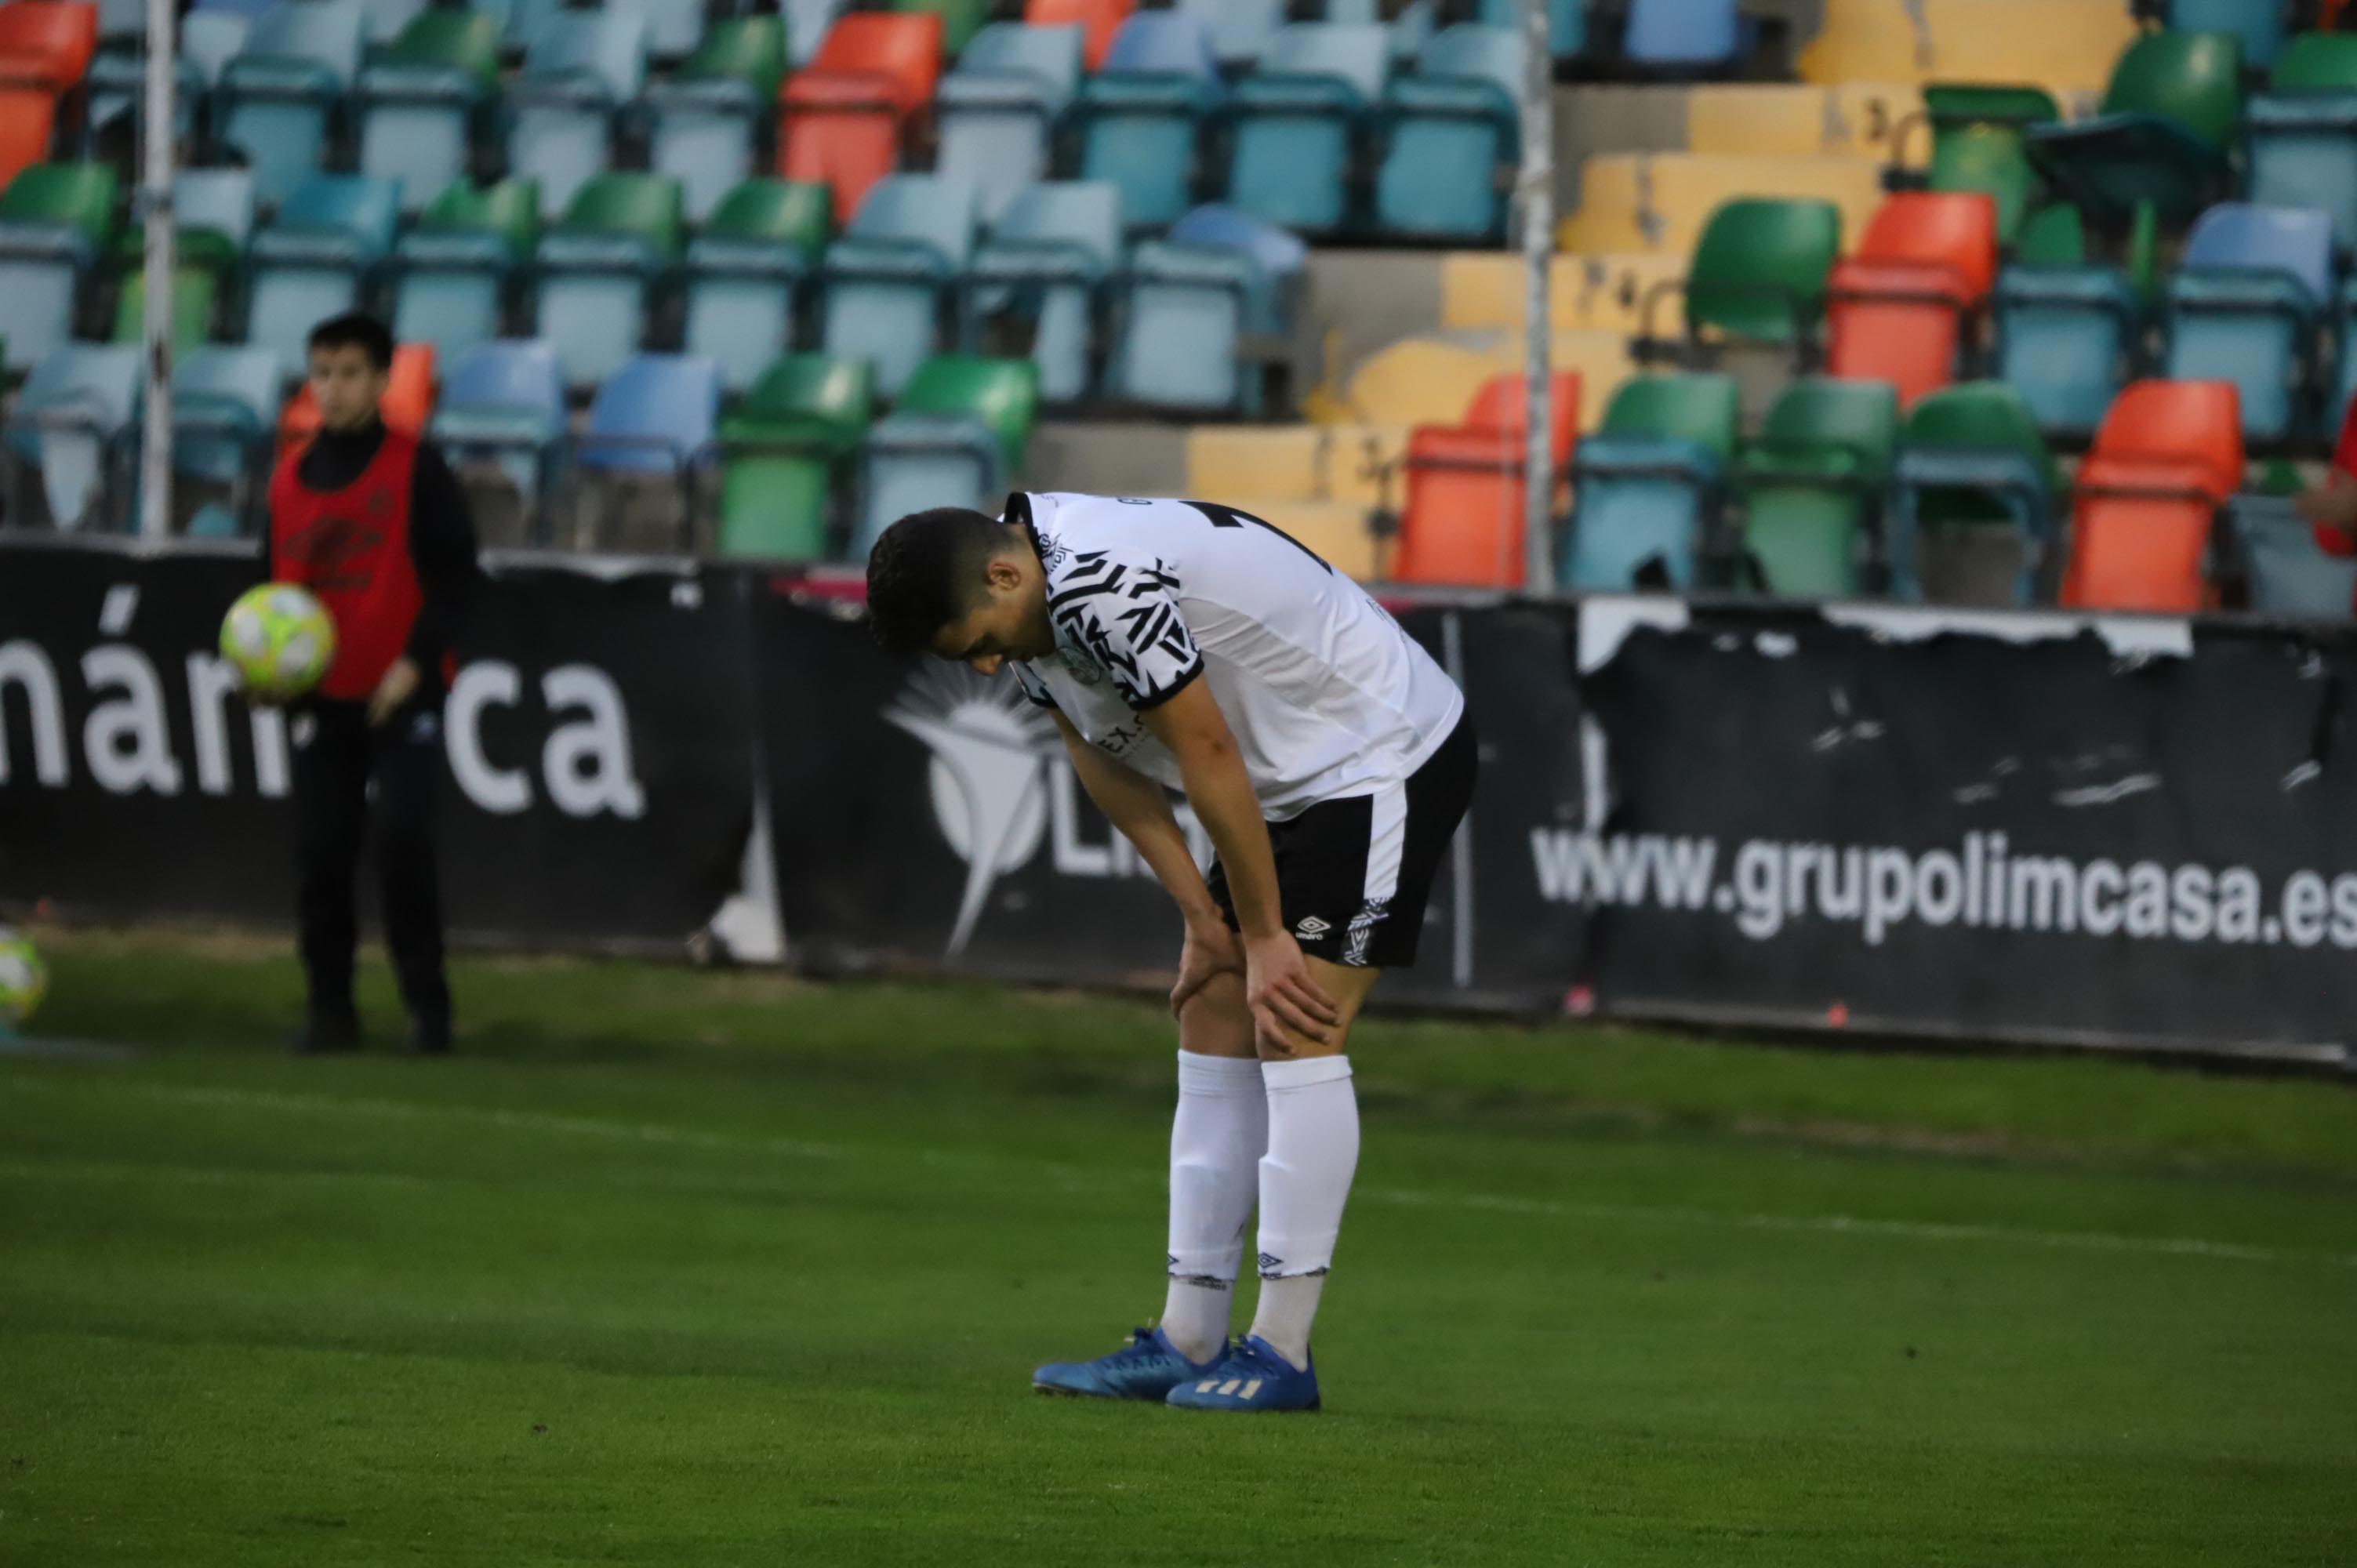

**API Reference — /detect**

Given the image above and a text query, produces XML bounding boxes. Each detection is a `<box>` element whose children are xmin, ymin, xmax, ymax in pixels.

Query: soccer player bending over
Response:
<box><xmin>866</xmin><ymin>493</ymin><xmax>1476</xmax><ymax>1414</ymax></box>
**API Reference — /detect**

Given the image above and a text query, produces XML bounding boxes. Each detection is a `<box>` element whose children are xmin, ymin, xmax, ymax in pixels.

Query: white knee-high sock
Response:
<box><xmin>1250</xmin><ymin>1055</ymin><xmax>1359</xmax><ymax>1372</ymax></box>
<box><xmin>1160</xmin><ymin>1050</ymin><xmax>1268</xmax><ymax>1364</ymax></box>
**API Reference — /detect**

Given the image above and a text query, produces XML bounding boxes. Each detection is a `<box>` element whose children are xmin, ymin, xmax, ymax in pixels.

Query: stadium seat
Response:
<box><xmin>354</xmin><ymin>0</ymin><xmax>423</xmax><ymax>47</ymax></box>
<box><xmin>641</xmin><ymin>16</ymin><xmax>786</xmax><ymax>224</ymax></box>
<box><xmin>430</xmin><ymin>338</ymin><xmax>566</xmax><ymax>545</ymax></box>
<box><xmin>856</xmin><ymin>354</ymin><xmax>1040</xmax><ymax>554</ymax></box>
<box><xmin>2061</xmin><ymin>379</ymin><xmax>2243</xmax><ymax>611</ymax></box>
<box><xmin>281</xmin><ymin>340</ymin><xmax>434</xmax><ymax>448</ymax></box>
<box><xmin>1992</xmin><ymin>260</ymin><xmax>2143</xmax><ymax>441</ymax></box>
<box><xmin>895</xmin><ymin>0</ymin><xmax>990</xmax><ymax>56</ymax></box>
<box><xmin>960</xmin><ymin>179</ymin><xmax>1119</xmax><ymax>404</ymax></box>
<box><xmin>171</xmin><ymin>345</ymin><xmax>281</xmax><ymax>500</ymax></box>
<box><xmin>1666</xmin><ymin>198</ymin><xmax>1840</xmax><ymax>350</ymax></box>
<box><xmin>1824</xmin><ymin>191</ymin><xmax>1997</xmax><ymax>408</ymax></box>
<box><xmin>684</xmin><ymin>178</ymin><xmax>831</xmax><ymax>394</ymax></box>
<box><xmin>1737</xmin><ymin>376</ymin><xmax>1899</xmax><ymax>597</ymax></box>
<box><xmin>1225</xmin><ymin>24</ymin><xmax>1388</xmax><ymax>238</ymax></box>
<box><xmin>1889</xmin><ymin>381</ymin><xmax>2058</xmax><ymax>604</ymax></box>
<box><xmin>717</xmin><ymin>352</ymin><xmax>871</xmax><ymax>559</ymax></box>
<box><xmin>0</xmin><ymin>163</ymin><xmax>115</xmax><ymax>378</ymax></box>
<box><xmin>1109</xmin><ymin>203</ymin><xmax>1302</xmax><ymax>415</ymax></box>
<box><xmin>1373</xmin><ymin>24</ymin><xmax>1522</xmax><ymax>243</ymax></box>
<box><xmin>1476</xmin><ymin>0</ymin><xmax>1584</xmax><ymax>64</ymax></box>
<box><xmin>1901</xmin><ymin>85</ymin><xmax>2060</xmax><ymax>248</ymax></box>
<box><xmin>85</xmin><ymin>9</ymin><xmax>245</xmax><ymax>148</ymax></box>
<box><xmin>1026</xmin><ymin>0</ymin><xmax>1131</xmax><ymax>71</ymax></box>
<box><xmin>568</xmin><ymin>352</ymin><xmax>721</xmax><ymax>553</ymax></box>
<box><xmin>2230</xmin><ymin>493</ymin><xmax>2357</xmax><ymax>615</ymax></box>
<box><xmin>1176</xmin><ymin>0</ymin><xmax>1284</xmax><ymax>70</ymax></box>
<box><xmin>2164</xmin><ymin>0</ymin><xmax>2285</xmax><ymax>72</ymax></box>
<box><xmin>0</xmin><ymin>1</ymin><xmax>96</xmax><ymax>191</ymax></box>
<box><xmin>532</xmin><ymin>172</ymin><xmax>683</xmax><ymax>391</ymax></box>
<box><xmin>936</xmin><ymin>21</ymin><xmax>1084</xmax><ymax>225</ymax></box>
<box><xmin>779</xmin><ymin>12</ymin><xmax>942</xmax><ymax>228</ymax></box>
<box><xmin>606</xmin><ymin>0</ymin><xmax>705</xmax><ymax>60</ymax></box>
<box><xmin>1624</xmin><ymin>0</ymin><xmax>1742</xmax><ymax>73</ymax></box>
<box><xmin>1076</xmin><ymin>12</ymin><xmax>1221</xmax><ymax>231</ymax></box>
<box><xmin>214</xmin><ymin>0</ymin><xmax>366</xmax><ymax>207</ymax></box>
<box><xmin>2026</xmin><ymin>31</ymin><xmax>2242</xmax><ymax>228</ymax></box>
<box><xmin>819</xmin><ymin>172</ymin><xmax>978</xmax><ymax>397</ymax></box>
<box><xmin>2246</xmin><ymin>34</ymin><xmax>2357</xmax><ymax>253</ymax></box>
<box><xmin>108</xmin><ymin>166</ymin><xmax>252</xmax><ymax>351</ymax></box>
<box><xmin>1391</xmin><ymin>370</ymin><xmax>1578</xmax><ymax>589</ymax></box>
<box><xmin>393</xmin><ymin>176</ymin><xmax>537</xmax><ymax>367</ymax></box>
<box><xmin>4</xmin><ymin>343</ymin><xmax>140</xmax><ymax>529</ymax></box>
<box><xmin>1560</xmin><ymin>153</ymin><xmax>1885</xmax><ymax>256</ymax></box>
<box><xmin>508</xmin><ymin>10</ymin><xmax>647</xmax><ymax>223</ymax></box>
<box><xmin>2162</xmin><ymin>203</ymin><xmax>2333</xmax><ymax>445</ymax></box>
<box><xmin>243</xmin><ymin>175</ymin><xmax>399</xmax><ymax>375</ymax></box>
<box><xmin>1562</xmin><ymin>373</ymin><xmax>1738</xmax><ymax>591</ymax></box>
<box><xmin>357</xmin><ymin>10</ymin><xmax>501</xmax><ymax>219</ymax></box>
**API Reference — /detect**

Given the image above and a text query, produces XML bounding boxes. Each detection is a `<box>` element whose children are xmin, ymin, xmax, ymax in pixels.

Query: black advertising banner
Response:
<box><xmin>0</xmin><ymin>539</ymin><xmax>755</xmax><ymax>949</ymax></box>
<box><xmin>1566</xmin><ymin>599</ymin><xmax>2357</xmax><ymax>1057</ymax></box>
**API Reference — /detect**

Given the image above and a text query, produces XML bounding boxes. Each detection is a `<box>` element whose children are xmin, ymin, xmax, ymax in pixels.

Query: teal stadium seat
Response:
<box><xmin>961</xmin><ymin>180</ymin><xmax>1120</xmax><ymax>404</ymax></box>
<box><xmin>0</xmin><ymin>163</ymin><xmax>115</xmax><ymax>378</ymax></box>
<box><xmin>1561</xmin><ymin>373</ymin><xmax>1740</xmax><ymax>591</ymax></box>
<box><xmin>1374</xmin><ymin>24</ymin><xmax>1523</xmax><ymax>243</ymax></box>
<box><xmin>357</xmin><ymin>9</ymin><xmax>501</xmax><ymax>216</ymax></box>
<box><xmin>243</xmin><ymin>176</ymin><xmax>400</xmax><ymax>374</ymax></box>
<box><xmin>937</xmin><ymin>22</ymin><xmax>1084</xmax><ymax>224</ymax></box>
<box><xmin>5</xmin><ymin>343</ymin><xmax>142</xmax><ymax>530</ymax></box>
<box><xmin>216</xmin><ymin>0</ymin><xmax>367</xmax><ymax>207</ymax></box>
<box><xmin>820</xmin><ymin>174</ymin><xmax>981</xmax><ymax>397</ymax></box>
<box><xmin>393</xmin><ymin>177</ymin><xmax>539</xmax><ymax>366</ymax></box>
<box><xmin>532</xmin><ymin>173</ymin><xmax>684</xmax><ymax>390</ymax></box>
<box><xmin>1109</xmin><ymin>203</ymin><xmax>1302</xmax><ymax>415</ymax></box>
<box><xmin>507</xmin><ymin>9</ymin><xmax>648</xmax><ymax>222</ymax></box>
<box><xmin>1226</xmin><ymin>24</ymin><xmax>1389</xmax><ymax>238</ymax></box>
<box><xmin>2246</xmin><ymin>34</ymin><xmax>2357</xmax><ymax>253</ymax></box>
<box><xmin>1077</xmin><ymin>13</ymin><xmax>1222</xmax><ymax>230</ymax></box>
<box><xmin>1992</xmin><ymin>261</ymin><xmax>2144</xmax><ymax>441</ymax></box>
<box><xmin>643</xmin><ymin>16</ymin><xmax>786</xmax><ymax>223</ymax></box>
<box><xmin>684</xmin><ymin>179</ymin><xmax>830</xmax><ymax>394</ymax></box>
<box><xmin>2163</xmin><ymin>203</ymin><xmax>2333</xmax><ymax>445</ymax></box>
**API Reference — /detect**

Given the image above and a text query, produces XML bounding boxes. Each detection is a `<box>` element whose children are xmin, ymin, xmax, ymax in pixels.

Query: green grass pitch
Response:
<box><xmin>2</xmin><ymin>927</ymin><xmax>2354</xmax><ymax>1566</ymax></box>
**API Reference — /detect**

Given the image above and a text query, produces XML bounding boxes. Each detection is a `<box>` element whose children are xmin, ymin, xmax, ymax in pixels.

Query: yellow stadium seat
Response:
<box><xmin>1186</xmin><ymin>426</ymin><xmax>1322</xmax><ymax>503</ymax></box>
<box><xmin>1686</xmin><ymin>84</ymin><xmax>1926</xmax><ymax>164</ymax></box>
<box><xmin>1229</xmin><ymin>500</ymin><xmax>1380</xmax><ymax>581</ymax></box>
<box><xmin>1440</xmin><ymin>252</ymin><xmax>1687</xmax><ymax>336</ymax></box>
<box><xmin>1559</xmin><ymin>154</ymin><xmax>1885</xmax><ymax>256</ymax></box>
<box><xmin>1800</xmin><ymin>0</ymin><xmax>2134</xmax><ymax>97</ymax></box>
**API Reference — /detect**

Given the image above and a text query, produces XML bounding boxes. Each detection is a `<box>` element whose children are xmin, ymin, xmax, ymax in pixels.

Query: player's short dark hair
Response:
<box><xmin>306</xmin><ymin>311</ymin><xmax>394</xmax><ymax>371</ymax></box>
<box><xmin>866</xmin><ymin>507</ymin><xmax>1013</xmax><ymax>655</ymax></box>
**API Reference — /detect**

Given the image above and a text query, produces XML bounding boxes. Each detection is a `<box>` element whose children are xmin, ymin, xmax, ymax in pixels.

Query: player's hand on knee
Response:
<box><xmin>1243</xmin><ymin>932</ymin><xmax>1340</xmax><ymax>1051</ymax></box>
<box><xmin>1171</xmin><ymin>916</ymin><xmax>1244</xmax><ymax>1019</ymax></box>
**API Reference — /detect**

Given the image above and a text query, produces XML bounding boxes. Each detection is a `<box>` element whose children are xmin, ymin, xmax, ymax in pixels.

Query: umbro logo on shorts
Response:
<box><xmin>1294</xmin><ymin>916</ymin><xmax>1331</xmax><ymax>938</ymax></box>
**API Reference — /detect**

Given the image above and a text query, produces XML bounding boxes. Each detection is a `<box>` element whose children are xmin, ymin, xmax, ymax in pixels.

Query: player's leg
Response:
<box><xmin>1160</xmin><ymin>971</ymin><xmax>1262</xmax><ymax>1363</ymax></box>
<box><xmin>369</xmin><ymin>695</ymin><xmax>452</xmax><ymax>1053</ymax></box>
<box><xmin>289</xmin><ymin>702</ymin><xmax>369</xmax><ymax>1050</ymax></box>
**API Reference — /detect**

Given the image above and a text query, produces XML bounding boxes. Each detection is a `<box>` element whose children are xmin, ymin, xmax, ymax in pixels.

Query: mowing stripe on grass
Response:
<box><xmin>10</xmin><ymin>1074</ymin><xmax>2353</xmax><ymax>1272</ymax></box>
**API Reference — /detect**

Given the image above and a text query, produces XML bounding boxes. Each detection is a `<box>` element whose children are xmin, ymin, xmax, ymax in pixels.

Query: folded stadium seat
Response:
<box><xmin>2162</xmin><ymin>203</ymin><xmax>2333</xmax><ymax>447</ymax></box>
<box><xmin>936</xmin><ymin>21</ymin><xmax>1084</xmax><ymax>225</ymax></box>
<box><xmin>1372</xmin><ymin>23</ymin><xmax>1522</xmax><ymax>244</ymax></box>
<box><xmin>567</xmin><ymin>352</ymin><xmax>723</xmax><ymax>554</ymax></box>
<box><xmin>855</xmin><ymin>354</ymin><xmax>1040</xmax><ymax>554</ymax></box>
<box><xmin>1892</xmin><ymin>85</ymin><xmax>2060</xmax><ymax>249</ymax></box>
<box><xmin>1176</xmin><ymin>0</ymin><xmax>1284</xmax><ymax>71</ymax></box>
<box><xmin>1390</xmin><ymin>370</ymin><xmax>1578</xmax><ymax>589</ymax></box>
<box><xmin>606</xmin><ymin>0</ymin><xmax>706</xmax><ymax>61</ymax></box>
<box><xmin>356</xmin><ymin>10</ymin><xmax>502</xmax><ymax>219</ymax></box>
<box><xmin>84</xmin><ymin>9</ymin><xmax>245</xmax><ymax>150</ymax></box>
<box><xmin>430</xmin><ymin>338</ymin><xmax>567</xmax><ymax>546</ymax></box>
<box><xmin>779</xmin><ymin>11</ymin><xmax>942</xmax><ymax>228</ymax></box>
<box><xmin>281</xmin><ymin>340</ymin><xmax>434</xmax><ymax>448</ymax></box>
<box><xmin>2026</xmin><ymin>31</ymin><xmax>2242</xmax><ymax>230</ymax></box>
<box><xmin>2061</xmin><ymin>379</ymin><xmax>2243</xmax><ymax>611</ymax></box>
<box><xmin>1647</xmin><ymin>198</ymin><xmax>1840</xmax><ymax>358</ymax></box>
<box><xmin>1991</xmin><ymin>256</ymin><xmax>2144</xmax><ymax>443</ymax></box>
<box><xmin>532</xmin><ymin>172</ymin><xmax>685</xmax><ymax>391</ymax></box>
<box><xmin>1475</xmin><ymin>0</ymin><xmax>1584</xmax><ymax>67</ymax></box>
<box><xmin>683</xmin><ymin>177</ymin><xmax>831</xmax><ymax>394</ymax></box>
<box><xmin>1559</xmin><ymin>154</ymin><xmax>1885</xmax><ymax>257</ymax></box>
<box><xmin>2164</xmin><ymin>0</ymin><xmax>2286</xmax><ymax>73</ymax></box>
<box><xmin>2229</xmin><ymin>492</ymin><xmax>2357</xmax><ymax>615</ymax></box>
<box><xmin>1074</xmin><ymin>12</ymin><xmax>1222</xmax><ymax>231</ymax></box>
<box><xmin>216</xmin><ymin>0</ymin><xmax>367</xmax><ymax>207</ymax></box>
<box><xmin>1888</xmin><ymin>381</ymin><xmax>2059</xmax><ymax>604</ymax></box>
<box><xmin>818</xmin><ymin>172</ymin><xmax>976</xmax><ymax>397</ymax></box>
<box><xmin>1823</xmin><ymin>191</ymin><xmax>1997</xmax><ymax>408</ymax></box>
<box><xmin>1561</xmin><ymin>372</ymin><xmax>1739</xmax><ymax>591</ymax></box>
<box><xmin>1026</xmin><ymin>0</ymin><xmax>1130</xmax><ymax>72</ymax></box>
<box><xmin>392</xmin><ymin>176</ymin><xmax>537</xmax><ymax>366</ymax></box>
<box><xmin>3</xmin><ymin>343</ymin><xmax>140</xmax><ymax>529</ymax></box>
<box><xmin>243</xmin><ymin>175</ymin><xmax>400</xmax><ymax>373</ymax></box>
<box><xmin>1224</xmin><ymin>24</ymin><xmax>1389</xmax><ymax>238</ymax></box>
<box><xmin>0</xmin><ymin>163</ymin><xmax>114</xmax><ymax>379</ymax></box>
<box><xmin>717</xmin><ymin>352</ymin><xmax>872</xmax><ymax>558</ymax></box>
<box><xmin>107</xmin><ymin>166</ymin><xmax>252</xmax><ymax>353</ymax></box>
<box><xmin>1109</xmin><ymin>202</ymin><xmax>1303</xmax><ymax>415</ymax></box>
<box><xmin>896</xmin><ymin>0</ymin><xmax>991</xmax><ymax>57</ymax></box>
<box><xmin>2246</xmin><ymin>34</ymin><xmax>2357</xmax><ymax>255</ymax></box>
<box><xmin>507</xmin><ymin>9</ymin><xmax>648</xmax><ymax>223</ymax></box>
<box><xmin>1623</xmin><ymin>0</ymin><xmax>1742</xmax><ymax>75</ymax></box>
<box><xmin>0</xmin><ymin>1</ymin><xmax>96</xmax><ymax>191</ymax></box>
<box><xmin>1735</xmin><ymin>376</ymin><xmax>1899</xmax><ymax>597</ymax></box>
<box><xmin>170</xmin><ymin>345</ymin><xmax>283</xmax><ymax>526</ymax></box>
<box><xmin>645</xmin><ymin>16</ymin><xmax>787</xmax><ymax>223</ymax></box>
<box><xmin>959</xmin><ymin>179</ymin><xmax>1119</xmax><ymax>404</ymax></box>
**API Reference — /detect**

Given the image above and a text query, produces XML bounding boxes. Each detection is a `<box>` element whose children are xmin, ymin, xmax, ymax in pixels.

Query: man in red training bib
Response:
<box><xmin>2296</xmin><ymin>397</ymin><xmax>2357</xmax><ymax>597</ymax></box>
<box><xmin>261</xmin><ymin>313</ymin><xmax>478</xmax><ymax>1055</ymax></box>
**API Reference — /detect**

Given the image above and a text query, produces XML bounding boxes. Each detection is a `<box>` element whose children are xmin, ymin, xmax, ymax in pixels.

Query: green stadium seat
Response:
<box><xmin>111</xmin><ymin>267</ymin><xmax>214</xmax><ymax>350</ymax></box>
<box><xmin>856</xmin><ymin>354</ymin><xmax>1040</xmax><ymax>554</ymax></box>
<box><xmin>717</xmin><ymin>354</ymin><xmax>875</xmax><ymax>560</ymax></box>
<box><xmin>1738</xmin><ymin>376</ymin><xmax>1899</xmax><ymax>597</ymax></box>
<box><xmin>1907</xmin><ymin>84</ymin><xmax>2060</xmax><ymax>247</ymax></box>
<box><xmin>2026</xmin><ymin>32</ymin><xmax>2242</xmax><ymax>227</ymax></box>
<box><xmin>1890</xmin><ymin>381</ymin><xmax>2060</xmax><ymax>604</ymax></box>
<box><xmin>2014</xmin><ymin>202</ymin><xmax>2086</xmax><ymax>263</ymax></box>
<box><xmin>1651</xmin><ymin>198</ymin><xmax>1841</xmax><ymax>354</ymax></box>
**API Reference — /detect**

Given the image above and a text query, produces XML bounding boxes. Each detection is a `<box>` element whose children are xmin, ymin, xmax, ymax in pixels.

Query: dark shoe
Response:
<box><xmin>289</xmin><ymin>1014</ymin><xmax>361</xmax><ymax>1054</ymax></box>
<box><xmin>405</xmin><ymin>1017</ymin><xmax>452</xmax><ymax>1056</ymax></box>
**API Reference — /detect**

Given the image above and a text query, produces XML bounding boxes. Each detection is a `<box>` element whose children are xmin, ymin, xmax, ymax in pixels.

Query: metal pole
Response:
<box><xmin>136</xmin><ymin>0</ymin><xmax>176</xmax><ymax>539</ymax></box>
<box><xmin>1517</xmin><ymin>0</ymin><xmax>1556</xmax><ymax>592</ymax></box>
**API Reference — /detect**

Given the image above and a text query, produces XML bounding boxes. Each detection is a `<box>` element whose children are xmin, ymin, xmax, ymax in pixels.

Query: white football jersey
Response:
<box><xmin>1003</xmin><ymin>492</ymin><xmax>1465</xmax><ymax>820</ymax></box>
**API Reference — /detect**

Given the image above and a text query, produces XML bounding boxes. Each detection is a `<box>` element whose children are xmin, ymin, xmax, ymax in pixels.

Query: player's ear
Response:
<box><xmin>984</xmin><ymin>553</ymin><xmax>1022</xmax><ymax>592</ymax></box>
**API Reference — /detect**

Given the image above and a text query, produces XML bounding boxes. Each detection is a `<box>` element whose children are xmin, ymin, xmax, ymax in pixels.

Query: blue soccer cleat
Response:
<box><xmin>1164</xmin><ymin>1334</ymin><xmax>1322</xmax><ymax>1413</ymax></box>
<box><xmin>1032</xmin><ymin>1327</ymin><xmax>1222</xmax><ymax>1401</ymax></box>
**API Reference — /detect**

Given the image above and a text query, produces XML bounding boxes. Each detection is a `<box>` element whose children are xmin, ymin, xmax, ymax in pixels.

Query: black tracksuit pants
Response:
<box><xmin>292</xmin><ymin>695</ymin><xmax>450</xmax><ymax>1031</ymax></box>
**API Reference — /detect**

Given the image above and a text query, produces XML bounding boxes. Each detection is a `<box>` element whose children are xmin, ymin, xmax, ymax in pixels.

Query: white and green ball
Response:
<box><xmin>0</xmin><ymin>927</ymin><xmax>45</xmax><ymax>1026</ymax></box>
<box><xmin>220</xmin><ymin>584</ymin><xmax>336</xmax><ymax>701</ymax></box>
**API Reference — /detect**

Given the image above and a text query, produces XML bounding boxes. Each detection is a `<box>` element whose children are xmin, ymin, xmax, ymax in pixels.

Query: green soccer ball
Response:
<box><xmin>0</xmin><ymin>927</ymin><xmax>45</xmax><ymax>1026</ymax></box>
<box><xmin>220</xmin><ymin>583</ymin><xmax>336</xmax><ymax>701</ymax></box>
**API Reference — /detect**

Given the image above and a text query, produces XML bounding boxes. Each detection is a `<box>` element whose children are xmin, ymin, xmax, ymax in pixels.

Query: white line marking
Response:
<box><xmin>9</xmin><ymin>1079</ymin><xmax>2353</xmax><ymax>1271</ymax></box>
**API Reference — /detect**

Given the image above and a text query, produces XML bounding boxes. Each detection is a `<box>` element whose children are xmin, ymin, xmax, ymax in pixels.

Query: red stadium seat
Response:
<box><xmin>0</xmin><ymin>1</ymin><xmax>96</xmax><ymax>188</ymax></box>
<box><xmin>1823</xmin><ymin>192</ymin><xmax>1999</xmax><ymax>408</ymax></box>
<box><xmin>779</xmin><ymin>13</ymin><xmax>942</xmax><ymax>224</ymax></box>
<box><xmin>278</xmin><ymin>343</ymin><xmax>438</xmax><ymax>450</ymax></box>
<box><xmin>1393</xmin><ymin>372</ymin><xmax>1582</xmax><ymax>589</ymax></box>
<box><xmin>2060</xmin><ymin>379</ymin><xmax>2243</xmax><ymax>612</ymax></box>
<box><xmin>1026</xmin><ymin>0</ymin><xmax>1133</xmax><ymax>70</ymax></box>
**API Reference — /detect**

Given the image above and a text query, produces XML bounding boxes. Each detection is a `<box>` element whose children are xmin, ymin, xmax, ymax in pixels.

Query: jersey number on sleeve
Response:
<box><xmin>1184</xmin><ymin>500</ymin><xmax>1334</xmax><ymax>574</ymax></box>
